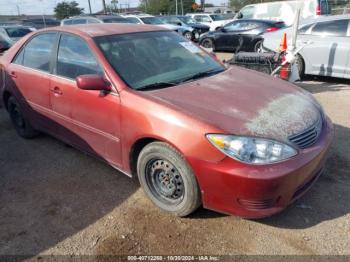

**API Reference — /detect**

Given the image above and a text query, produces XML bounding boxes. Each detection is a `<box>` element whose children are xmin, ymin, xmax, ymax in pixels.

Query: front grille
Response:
<box><xmin>288</xmin><ymin>115</ymin><xmax>323</xmax><ymax>149</ymax></box>
<box><xmin>237</xmin><ymin>198</ymin><xmax>277</xmax><ymax>210</ymax></box>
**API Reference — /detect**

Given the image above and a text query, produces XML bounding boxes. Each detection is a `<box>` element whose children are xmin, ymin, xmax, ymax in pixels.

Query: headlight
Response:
<box><xmin>206</xmin><ymin>134</ymin><xmax>297</xmax><ymax>164</ymax></box>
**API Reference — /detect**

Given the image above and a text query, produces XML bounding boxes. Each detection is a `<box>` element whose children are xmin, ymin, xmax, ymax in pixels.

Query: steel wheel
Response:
<box><xmin>145</xmin><ymin>159</ymin><xmax>184</xmax><ymax>205</ymax></box>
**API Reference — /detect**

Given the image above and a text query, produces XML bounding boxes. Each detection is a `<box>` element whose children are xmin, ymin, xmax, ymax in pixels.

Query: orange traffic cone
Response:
<box><xmin>279</xmin><ymin>32</ymin><xmax>288</xmax><ymax>52</ymax></box>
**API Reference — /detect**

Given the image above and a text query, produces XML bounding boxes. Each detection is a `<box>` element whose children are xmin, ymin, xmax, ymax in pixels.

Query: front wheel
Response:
<box><xmin>137</xmin><ymin>142</ymin><xmax>201</xmax><ymax>217</ymax></box>
<box><xmin>7</xmin><ymin>96</ymin><xmax>38</xmax><ymax>138</ymax></box>
<box><xmin>295</xmin><ymin>54</ymin><xmax>305</xmax><ymax>79</ymax></box>
<box><xmin>200</xmin><ymin>38</ymin><xmax>215</xmax><ymax>50</ymax></box>
<box><xmin>184</xmin><ymin>31</ymin><xmax>193</xmax><ymax>41</ymax></box>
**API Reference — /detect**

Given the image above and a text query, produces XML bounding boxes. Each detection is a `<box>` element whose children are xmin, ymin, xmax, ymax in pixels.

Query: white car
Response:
<box><xmin>185</xmin><ymin>13</ymin><xmax>231</xmax><ymax>31</ymax></box>
<box><xmin>262</xmin><ymin>15</ymin><xmax>350</xmax><ymax>79</ymax></box>
<box><xmin>235</xmin><ymin>0</ymin><xmax>331</xmax><ymax>26</ymax></box>
<box><xmin>122</xmin><ymin>15</ymin><xmax>181</xmax><ymax>31</ymax></box>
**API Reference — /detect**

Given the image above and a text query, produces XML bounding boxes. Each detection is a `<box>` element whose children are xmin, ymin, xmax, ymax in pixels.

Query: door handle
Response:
<box><xmin>10</xmin><ymin>71</ymin><xmax>17</xmax><ymax>78</ymax></box>
<box><xmin>50</xmin><ymin>86</ymin><xmax>63</xmax><ymax>95</ymax></box>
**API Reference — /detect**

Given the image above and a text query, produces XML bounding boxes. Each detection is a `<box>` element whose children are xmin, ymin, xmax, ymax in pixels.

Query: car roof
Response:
<box><xmin>38</xmin><ymin>23</ymin><xmax>168</xmax><ymax>37</ymax></box>
<box><xmin>231</xmin><ymin>19</ymin><xmax>285</xmax><ymax>24</ymax></box>
<box><xmin>301</xmin><ymin>14</ymin><xmax>350</xmax><ymax>25</ymax></box>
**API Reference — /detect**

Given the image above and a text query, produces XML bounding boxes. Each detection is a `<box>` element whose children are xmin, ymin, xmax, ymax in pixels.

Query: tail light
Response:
<box><xmin>266</xmin><ymin>26</ymin><xmax>279</xmax><ymax>32</ymax></box>
<box><xmin>316</xmin><ymin>4</ymin><xmax>321</xmax><ymax>15</ymax></box>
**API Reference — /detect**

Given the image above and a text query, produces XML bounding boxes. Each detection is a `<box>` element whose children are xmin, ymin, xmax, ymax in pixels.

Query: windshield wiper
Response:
<box><xmin>136</xmin><ymin>81</ymin><xmax>178</xmax><ymax>91</ymax></box>
<box><xmin>179</xmin><ymin>69</ymin><xmax>225</xmax><ymax>83</ymax></box>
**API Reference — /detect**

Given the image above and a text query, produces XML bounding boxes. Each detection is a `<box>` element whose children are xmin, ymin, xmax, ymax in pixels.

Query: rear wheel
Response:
<box><xmin>7</xmin><ymin>96</ymin><xmax>38</xmax><ymax>138</ymax></box>
<box><xmin>254</xmin><ymin>40</ymin><xmax>263</xmax><ymax>53</ymax></box>
<box><xmin>137</xmin><ymin>142</ymin><xmax>201</xmax><ymax>217</ymax></box>
<box><xmin>296</xmin><ymin>54</ymin><xmax>305</xmax><ymax>79</ymax></box>
<box><xmin>200</xmin><ymin>38</ymin><xmax>214</xmax><ymax>50</ymax></box>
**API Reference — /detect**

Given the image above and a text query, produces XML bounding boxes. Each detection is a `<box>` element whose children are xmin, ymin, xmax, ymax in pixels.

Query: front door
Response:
<box><xmin>50</xmin><ymin>33</ymin><xmax>122</xmax><ymax>167</ymax></box>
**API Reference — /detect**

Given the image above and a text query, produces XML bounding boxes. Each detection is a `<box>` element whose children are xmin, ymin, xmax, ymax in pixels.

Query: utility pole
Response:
<box><xmin>102</xmin><ymin>0</ymin><xmax>107</xmax><ymax>14</ymax></box>
<box><xmin>181</xmin><ymin>0</ymin><xmax>183</xmax><ymax>15</ymax></box>
<box><xmin>175</xmin><ymin>0</ymin><xmax>178</xmax><ymax>15</ymax></box>
<box><xmin>88</xmin><ymin>0</ymin><xmax>92</xmax><ymax>14</ymax></box>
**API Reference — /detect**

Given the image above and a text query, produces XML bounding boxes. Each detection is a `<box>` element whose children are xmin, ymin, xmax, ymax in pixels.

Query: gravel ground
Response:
<box><xmin>0</xmin><ymin>64</ymin><xmax>349</xmax><ymax>257</ymax></box>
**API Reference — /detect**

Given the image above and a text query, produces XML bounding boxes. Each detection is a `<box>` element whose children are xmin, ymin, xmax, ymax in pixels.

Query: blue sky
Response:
<box><xmin>0</xmin><ymin>0</ymin><xmax>226</xmax><ymax>15</ymax></box>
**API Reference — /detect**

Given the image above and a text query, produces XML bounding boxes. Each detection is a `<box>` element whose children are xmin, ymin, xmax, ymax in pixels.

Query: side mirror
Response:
<box><xmin>177</xmin><ymin>22</ymin><xmax>182</xmax><ymax>26</ymax></box>
<box><xmin>76</xmin><ymin>74</ymin><xmax>111</xmax><ymax>92</ymax></box>
<box><xmin>237</xmin><ymin>12</ymin><xmax>243</xmax><ymax>19</ymax></box>
<box><xmin>220</xmin><ymin>27</ymin><xmax>226</xmax><ymax>32</ymax></box>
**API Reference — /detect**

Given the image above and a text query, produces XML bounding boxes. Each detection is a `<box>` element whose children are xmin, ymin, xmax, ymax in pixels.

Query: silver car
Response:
<box><xmin>262</xmin><ymin>14</ymin><xmax>350</xmax><ymax>79</ymax></box>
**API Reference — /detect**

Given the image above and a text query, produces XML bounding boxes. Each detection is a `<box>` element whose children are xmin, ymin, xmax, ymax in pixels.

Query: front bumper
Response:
<box><xmin>188</xmin><ymin>116</ymin><xmax>333</xmax><ymax>218</ymax></box>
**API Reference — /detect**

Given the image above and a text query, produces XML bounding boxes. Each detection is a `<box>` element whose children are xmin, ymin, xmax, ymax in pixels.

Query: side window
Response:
<box><xmin>298</xmin><ymin>23</ymin><xmax>314</xmax><ymax>35</ymax></box>
<box><xmin>56</xmin><ymin>34</ymin><xmax>103</xmax><ymax>79</ymax></box>
<box><xmin>72</xmin><ymin>19</ymin><xmax>87</xmax><ymax>25</ymax></box>
<box><xmin>240</xmin><ymin>6</ymin><xmax>255</xmax><ymax>19</ymax></box>
<box><xmin>14</xmin><ymin>33</ymin><xmax>56</xmax><ymax>72</ymax></box>
<box><xmin>202</xmin><ymin>16</ymin><xmax>212</xmax><ymax>22</ymax></box>
<box><xmin>312</xmin><ymin>19</ymin><xmax>348</xmax><ymax>37</ymax></box>
<box><xmin>193</xmin><ymin>15</ymin><xmax>202</xmax><ymax>22</ymax></box>
<box><xmin>63</xmin><ymin>20</ymin><xmax>73</xmax><ymax>25</ymax></box>
<box><xmin>87</xmin><ymin>18</ymin><xmax>99</xmax><ymax>24</ymax></box>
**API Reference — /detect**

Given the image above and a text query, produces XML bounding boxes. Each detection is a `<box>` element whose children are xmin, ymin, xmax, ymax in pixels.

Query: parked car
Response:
<box><xmin>0</xmin><ymin>33</ymin><xmax>11</xmax><ymax>54</ymax></box>
<box><xmin>21</xmin><ymin>18</ymin><xmax>60</xmax><ymax>29</ymax></box>
<box><xmin>61</xmin><ymin>15</ymin><xmax>137</xmax><ymax>26</ymax></box>
<box><xmin>262</xmin><ymin>15</ymin><xmax>350</xmax><ymax>79</ymax></box>
<box><xmin>0</xmin><ymin>24</ymin><xmax>333</xmax><ymax>218</ymax></box>
<box><xmin>0</xmin><ymin>25</ymin><xmax>34</xmax><ymax>43</ymax></box>
<box><xmin>122</xmin><ymin>14</ymin><xmax>189</xmax><ymax>36</ymax></box>
<box><xmin>199</xmin><ymin>19</ymin><xmax>286</xmax><ymax>52</ymax></box>
<box><xmin>159</xmin><ymin>15</ymin><xmax>210</xmax><ymax>41</ymax></box>
<box><xmin>186</xmin><ymin>13</ymin><xmax>232</xmax><ymax>31</ymax></box>
<box><xmin>235</xmin><ymin>0</ymin><xmax>331</xmax><ymax>26</ymax></box>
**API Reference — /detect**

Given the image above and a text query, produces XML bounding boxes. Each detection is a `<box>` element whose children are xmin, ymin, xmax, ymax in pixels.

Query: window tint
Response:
<box><xmin>5</xmin><ymin>27</ymin><xmax>32</xmax><ymax>38</ymax></box>
<box><xmin>56</xmin><ymin>34</ymin><xmax>103</xmax><ymax>79</ymax></box>
<box><xmin>239</xmin><ymin>6</ymin><xmax>255</xmax><ymax>19</ymax></box>
<box><xmin>312</xmin><ymin>19</ymin><xmax>348</xmax><ymax>37</ymax></box>
<box><xmin>72</xmin><ymin>19</ymin><xmax>86</xmax><ymax>25</ymax></box>
<box><xmin>87</xmin><ymin>18</ymin><xmax>99</xmax><ymax>24</ymax></box>
<box><xmin>15</xmin><ymin>33</ymin><xmax>56</xmax><ymax>72</ymax></box>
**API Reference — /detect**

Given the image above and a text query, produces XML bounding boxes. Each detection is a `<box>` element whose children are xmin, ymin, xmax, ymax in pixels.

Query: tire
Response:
<box><xmin>7</xmin><ymin>96</ymin><xmax>38</xmax><ymax>138</ymax></box>
<box><xmin>184</xmin><ymin>31</ymin><xmax>193</xmax><ymax>41</ymax></box>
<box><xmin>200</xmin><ymin>38</ymin><xmax>215</xmax><ymax>50</ymax></box>
<box><xmin>296</xmin><ymin>54</ymin><xmax>305</xmax><ymax>79</ymax></box>
<box><xmin>137</xmin><ymin>142</ymin><xmax>201</xmax><ymax>217</ymax></box>
<box><xmin>254</xmin><ymin>40</ymin><xmax>263</xmax><ymax>53</ymax></box>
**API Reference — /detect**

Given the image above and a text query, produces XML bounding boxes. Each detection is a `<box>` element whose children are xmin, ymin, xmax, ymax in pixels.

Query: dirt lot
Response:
<box><xmin>0</xmin><ymin>64</ymin><xmax>349</xmax><ymax>257</ymax></box>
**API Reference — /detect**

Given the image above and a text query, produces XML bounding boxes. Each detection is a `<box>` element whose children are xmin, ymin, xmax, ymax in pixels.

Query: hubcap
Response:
<box><xmin>146</xmin><ymin>159</ymin><xmax>184</xmax><ymax>203</ymax></box>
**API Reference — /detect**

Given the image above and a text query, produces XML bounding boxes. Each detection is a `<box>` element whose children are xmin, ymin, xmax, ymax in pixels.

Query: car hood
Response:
<box><xmin>142</xmin><ymin>66</ymin><xmax>321</xmax><ymax>142</ymax></box>
<box><xmin>159</xmin><ymin>24</ymin><xmax>181</xmax><ymax>30</ymax></box>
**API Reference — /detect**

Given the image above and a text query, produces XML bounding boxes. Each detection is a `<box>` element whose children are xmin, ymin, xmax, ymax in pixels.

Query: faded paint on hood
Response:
<box><xmin>142</xmin><ymin>66</ymin><xmax>321</xmax><ymax>142</ymax></box>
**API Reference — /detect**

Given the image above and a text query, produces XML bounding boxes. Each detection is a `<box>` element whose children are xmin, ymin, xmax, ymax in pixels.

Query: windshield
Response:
<box><xmin>140</xmin><ymin>17</ymin><xmax>165</xmax><ymax>25</ymax></box>
<box><xmin>180</xmin><ymin>16</ymin><xmax>197</xmax><ymax>24</ymax></box>
<box><xmin>210</xmin><ymin>14</ymin><xmax>225</xmax><ymax>21</ymax></box>
<box><xmin>95</xmin><ymin>31</ymin><xmax>224</xmax><ymax>90</ymax></box>
<box><xmin>5</xmin><ymin>27</ymin><xmax>32</xmax><ymax>38</ymax></box>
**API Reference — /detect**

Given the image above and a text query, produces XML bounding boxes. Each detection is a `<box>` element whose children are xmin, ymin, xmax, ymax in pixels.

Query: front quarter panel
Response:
<box><xmin>119</xmin><ymin>89</ymin><xmax>226</xmax><ymax>173</ymax></box>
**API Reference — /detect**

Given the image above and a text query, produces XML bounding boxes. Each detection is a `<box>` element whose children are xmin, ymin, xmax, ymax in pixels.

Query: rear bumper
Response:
<box><xmin>189</xmin><ymin>116</ymin><xmax>333</xmax><ymax>218</ymax></box>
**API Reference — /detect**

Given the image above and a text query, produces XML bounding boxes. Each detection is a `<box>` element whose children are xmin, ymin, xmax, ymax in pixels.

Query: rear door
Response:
<box><xmin>50</xmin><ymin>33</ymin><xmax>122</xmax><ymax>166</ymax></box>
<box><xmin>6</xmin><ymin>32</ymin><xmax>58</xmax><ymax>129</ymax></box>
<box><xmin>300</xmin><ymin>19</ymin><xmax>350</xmax><ymax>78</ymax></box>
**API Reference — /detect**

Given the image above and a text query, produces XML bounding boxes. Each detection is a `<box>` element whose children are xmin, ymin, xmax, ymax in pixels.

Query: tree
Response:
<box><xmin>139</xmin><ymin>0</ymin><xmax>196</xmax><ymax>15</ymax></box>
<box><xmin>54</xmin><ymin>1</ymin><xmax>84</xmax><ymax>20</ymax></box>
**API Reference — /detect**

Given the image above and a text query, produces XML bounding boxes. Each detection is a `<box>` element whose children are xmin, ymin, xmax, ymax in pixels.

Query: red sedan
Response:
<box><xmin>0</xmin><ymin>24</ymin><xmax>333</xmax><ymax>218</ymax></box>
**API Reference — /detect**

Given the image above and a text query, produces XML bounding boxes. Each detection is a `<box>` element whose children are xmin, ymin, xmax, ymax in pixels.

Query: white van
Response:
<box><xmin>235</xmin><ymin>0</ymin><xmax>331</xmax><ymax>26</ymax></box>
